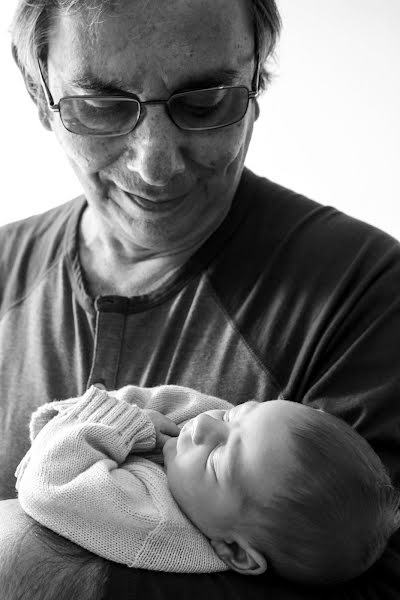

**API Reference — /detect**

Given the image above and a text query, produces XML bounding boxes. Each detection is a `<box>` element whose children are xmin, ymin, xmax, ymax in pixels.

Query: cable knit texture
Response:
<box><xmin>16</xmin><ymin>384</ymin><xmax>233</xmax><ymax>572</ymax></box>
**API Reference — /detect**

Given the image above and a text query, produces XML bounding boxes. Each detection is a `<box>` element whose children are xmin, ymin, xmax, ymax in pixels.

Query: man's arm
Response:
<box><xmin>0</xmin><ymin>499</ymin><xmax>109</xmax><ymax>600</ymax></box>
<box><xmin>102</xmin><ymin>529</ymin><xmax>400</xmax><ymax>600</ymax></box>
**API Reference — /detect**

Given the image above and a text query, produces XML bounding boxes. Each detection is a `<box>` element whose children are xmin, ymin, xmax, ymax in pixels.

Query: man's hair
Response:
<box><xmin>240</xmin><ymin>407</ymin><xmax>400</xmax><ymax>585</ymax></box>
<box><xmin>0</xmin><ymin>514</ymin><xmax>109</xmax><ymax>600</ymax></box>
<box><xmin>10</xmin><ymin>0</ymin><xmax>281</xmax><ymax>112</ymax></box>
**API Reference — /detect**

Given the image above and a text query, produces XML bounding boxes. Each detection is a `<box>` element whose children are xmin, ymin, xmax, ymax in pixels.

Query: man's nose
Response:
<box><xmin>125</xmin><ymin>108</ymin><xmax>186</xmax><ymax>188</ymax></box>
<box><xmin>192</xmin><ymin>413</ymin><xmax>228</xmax><ymax>446</ymax></box>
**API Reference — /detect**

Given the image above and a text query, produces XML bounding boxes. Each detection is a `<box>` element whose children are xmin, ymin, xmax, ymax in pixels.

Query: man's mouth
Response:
<box><xmin>123</xmin><ymin>190</ymin><xmax>189</xmax><ymax>213</ymax></box>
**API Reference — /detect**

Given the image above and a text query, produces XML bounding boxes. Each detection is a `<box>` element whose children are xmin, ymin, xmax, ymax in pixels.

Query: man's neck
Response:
<box><xmin>78</xmin><ymin>207</ymin><xmax>196</xmax><ymax>297</ymax></box>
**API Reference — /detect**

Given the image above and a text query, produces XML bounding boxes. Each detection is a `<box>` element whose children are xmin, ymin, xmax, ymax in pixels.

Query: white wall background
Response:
<box><xmin>1</xmin><ymin>0</ymin><xmax>399</xmax><ymax>239</ymax></box>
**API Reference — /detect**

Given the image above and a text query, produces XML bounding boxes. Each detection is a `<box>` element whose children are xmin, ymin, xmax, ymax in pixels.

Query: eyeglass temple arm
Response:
<box><xmin>250</xmin><ymin>53</ymin><xmax>261</xmax><ymax>98</ymax></box>
<box><xmin>37</xmin><ymin>58</ymin><xmax>60</xmax><ymax>112</ymax></box>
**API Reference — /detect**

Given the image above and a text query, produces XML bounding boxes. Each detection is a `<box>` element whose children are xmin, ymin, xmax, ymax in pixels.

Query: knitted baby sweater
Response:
<box><xmin>15</xmin><ymin>384</ymin><xmax>233</xmax><ymax>572</ymax></box>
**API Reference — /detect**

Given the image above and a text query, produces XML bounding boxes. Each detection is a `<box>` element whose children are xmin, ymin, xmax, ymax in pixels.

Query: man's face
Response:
<box><xmin>163</xmin><ymin>400</ymin><xmax>295</xmax><ymax>541</ymax></box>
<box><xmin>45</xmin><ymin>0</ymin><xmax>257</xmax><ymax>256</ymax></box>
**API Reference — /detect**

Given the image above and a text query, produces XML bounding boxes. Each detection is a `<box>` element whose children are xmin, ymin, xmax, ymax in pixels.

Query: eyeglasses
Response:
<box><xmin>37</xmin><ymin>58</ymin><xmax>259</xmax><ymax>137</ymax></box>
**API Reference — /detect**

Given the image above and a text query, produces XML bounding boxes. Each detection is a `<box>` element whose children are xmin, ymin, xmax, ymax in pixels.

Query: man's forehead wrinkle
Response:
<box><xmin>49</xmin><ymin>0</ymin><xmax>255</xmax><ymax>96</ymax></box>
<box><xmin>49</xmin><ymin>12</ymin><xmax>101</xmax><ymax>64</ymax></box>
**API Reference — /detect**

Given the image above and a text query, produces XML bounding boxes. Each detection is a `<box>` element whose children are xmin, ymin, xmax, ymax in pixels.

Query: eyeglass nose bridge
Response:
<box><xmin>136</xmin><ymin>97</ymin><xmax>176</xmax><ymax>129</ymax></box>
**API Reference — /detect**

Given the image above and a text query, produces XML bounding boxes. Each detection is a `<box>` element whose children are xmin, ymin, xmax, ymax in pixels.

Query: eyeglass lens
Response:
<box><xmin>60</xmin><ymin>97</ymin><xmax>140</xmax><ymax>136</ymax></box>
<box><xmin>168</xmin><ymin>87</ymin><xmax>249</xmax><ymax>130</ymax></box>
<box><xmin>59</xmin><ymin>87</ymin><xmax>250</xmax><ymax>135</ymax></box>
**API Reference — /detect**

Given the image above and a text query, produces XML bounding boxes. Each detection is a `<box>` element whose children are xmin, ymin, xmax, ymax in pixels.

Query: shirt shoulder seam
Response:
<box><xmin>204</xmin><ymin>272</ymin><xmax>285</xmax><ymax>398</ymax></box>
<box><xmin>0</xmin><ymin>258</ymin><xmax>64</xmax><ymax>322</ymax></box>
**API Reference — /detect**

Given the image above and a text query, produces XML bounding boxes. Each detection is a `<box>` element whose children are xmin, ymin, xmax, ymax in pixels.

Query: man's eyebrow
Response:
<box><xmin>69</xmin><ymin>67</ymin><xmax>243</xmax><ymax>95</ymax></box>
<box><xmin>69</xmin><ymin>74</ymin><xmax>128</xmax><ymax>95</ymax></box>
<box><xmin>177</xmin><ymin>68</ymin><xmax>243</xmax><ymax>91</ymax></box>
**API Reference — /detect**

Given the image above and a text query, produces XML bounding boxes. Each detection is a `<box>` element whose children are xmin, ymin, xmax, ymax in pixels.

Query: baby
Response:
<box><xmin>9</xmin><ymin>384</ymin><xmax>400</xmax><ymax>597</ymax></box>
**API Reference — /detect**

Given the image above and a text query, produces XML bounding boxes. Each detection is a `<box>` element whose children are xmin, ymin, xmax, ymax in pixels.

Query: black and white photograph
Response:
<box><xmin>0</xmin><ymin>1</ymin><xmax>399</xmax><ymax>599</ymax></box>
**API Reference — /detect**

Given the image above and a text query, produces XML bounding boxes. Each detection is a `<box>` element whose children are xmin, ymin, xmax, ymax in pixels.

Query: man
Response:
<box><xmin>1</xmin><ymin>0</ymin><xmax>400</xmax><ymax>598</ymax></box>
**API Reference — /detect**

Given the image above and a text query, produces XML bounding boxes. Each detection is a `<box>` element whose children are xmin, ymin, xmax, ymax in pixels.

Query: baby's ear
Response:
<box><xmin>210</xmin><ymin>539</ymin><xmax>267</xmax><ymax>575</ymax></box>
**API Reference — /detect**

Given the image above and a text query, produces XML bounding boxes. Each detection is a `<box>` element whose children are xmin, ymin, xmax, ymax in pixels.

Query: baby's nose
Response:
<box><xmin>192</xmin><ymin>413</ymin><xmax>227</xmax><ymax>445</ymax></box>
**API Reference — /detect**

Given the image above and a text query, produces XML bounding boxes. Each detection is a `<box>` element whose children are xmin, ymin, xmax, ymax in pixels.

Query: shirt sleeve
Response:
<box><xmin>281</xmin><ymin>221</ymin><xmax>400</xmax><ymax>598</ymax></box>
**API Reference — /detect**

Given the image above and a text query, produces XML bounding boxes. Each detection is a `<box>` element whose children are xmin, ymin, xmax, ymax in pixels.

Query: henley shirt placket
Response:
<box><xmin>87</xmin><ymin>296</ymin><xmax>129</xmax><ymax>390</ymax></box>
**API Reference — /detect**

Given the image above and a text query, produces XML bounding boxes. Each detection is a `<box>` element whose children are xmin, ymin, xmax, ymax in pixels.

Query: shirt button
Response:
<box><xmin>93</xmin><ymin>382</ymin><xmax>107</xmax><ymax>390</ymax></box>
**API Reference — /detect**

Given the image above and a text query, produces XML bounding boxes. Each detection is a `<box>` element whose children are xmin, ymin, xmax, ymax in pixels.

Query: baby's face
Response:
<box><xmin>163</xmin><ymin>399</ymin><xmax>296</xmax><ymax>540</ymax></box>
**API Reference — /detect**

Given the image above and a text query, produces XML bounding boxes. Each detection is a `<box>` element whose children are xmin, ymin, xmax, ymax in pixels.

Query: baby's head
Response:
<box><xmin>163</xmin><ymin>400</ymin><xmax>400</xmax><ymax>584</ymax></box>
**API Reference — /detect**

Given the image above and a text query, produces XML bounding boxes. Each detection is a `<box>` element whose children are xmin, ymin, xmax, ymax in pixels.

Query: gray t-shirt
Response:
<box><xmin>1</xmin><ymin>168</ymin><xmax>400</xmax><ymax>599</ymax></box>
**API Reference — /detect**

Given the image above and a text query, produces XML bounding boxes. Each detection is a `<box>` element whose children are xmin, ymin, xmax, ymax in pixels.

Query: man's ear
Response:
<box><xmin>11</xmin><ymin>43</ymin><xmax>52</xmax><ymax>131</ymax></box>
<box><xmin>254</xmin><ymin>99</ymin><xmax>260</xmax><ymax>122</ymax></box>
<box><xmin>38</xmin><ymin>103</ymin><xmax>53</xmax><ymax>131</ymax></box>
<box><xmin>210</xmin><ymin>539</ymin><xmax>267</xmax><ymax>576</ymax></box>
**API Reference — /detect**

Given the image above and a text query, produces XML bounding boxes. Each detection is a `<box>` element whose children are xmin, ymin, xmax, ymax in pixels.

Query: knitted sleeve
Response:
<box><xmin>15</xmin><ymin>386</ymin><xmax>161</xmax><ymax>563</ymax></box>
<box><xmin>15</xmin><ymin>386</ymin><xmax>227</xmax><ymax>572</ymax></box>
